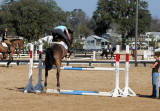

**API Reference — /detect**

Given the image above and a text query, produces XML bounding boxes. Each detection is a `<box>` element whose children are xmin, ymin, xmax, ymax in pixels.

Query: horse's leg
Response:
<box><xmin>101</xmin><ymin>54</ymin><xmax>103</xmax><ymax>59</ymax></box>
<box><xmin>100</xmin><ymin>53</ymin><xmax>104</xmax><ymax>59</ymax></box>
<box><xmin>44</xmin><ymin>69</ymin><xmax>48</xmax><ymax>91</ymax></box>
<box><xmin>105</xmin><ymin>53</ymin><xmax>108</xmax><ymax>59</ymax></box>
<box><xmin>68</xmin><ymin>51</ymin><xmax>72</xmax><ymax>58</ymax></box>
<box><xmin>2</xmin><ymin>53</ymin><xmax>6</xmax><ymax>60</ymax></box>
<box><xmin>56</xmin><ymin>66</ymin><xmax>61</xmax><ymax>92</ymax></box>
<box><xmin>7</xmin><ymin>53</ymin><xmax>13</xmax><ymax>67</ymax></box>
<box><xmin>110</xmin><ymin>52</ymin><xmax>113</xmax><ymax>59</ymax></box>
<box><xmin>5</xmin><ymin>53</ymin><xmax>8</xmax><ymax>60</ymax></box>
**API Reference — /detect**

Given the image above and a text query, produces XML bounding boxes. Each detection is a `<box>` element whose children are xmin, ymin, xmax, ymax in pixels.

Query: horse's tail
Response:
<box><xmin>45</xmin><ymin>48</ymin><xmax>54</xmax><ymax>70</ymax></box>
<box><xmin>100</xmin><ymin>50</ymin><xmax>105</xmax><ymax>56</ymax></box>
<box><xmin>100</xmin><ymin>53</ymin><xmax>104</xmax><ymax>56</ymax></box>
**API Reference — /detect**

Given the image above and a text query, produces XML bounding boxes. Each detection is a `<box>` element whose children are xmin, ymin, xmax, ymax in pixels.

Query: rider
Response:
<box><xmin>2</xmin><ymin>28</ymin><xmax>11</xmax><ymax>53</ymax></box>
<box><xmin>109</xmin><ymin>43</ymin><xmax>112</xmax><ymax>52</ymax></box>
<box><xmin>52</xmin><ymin>23</ymin><xmax>71</xmax><ymax>52</ymax></box>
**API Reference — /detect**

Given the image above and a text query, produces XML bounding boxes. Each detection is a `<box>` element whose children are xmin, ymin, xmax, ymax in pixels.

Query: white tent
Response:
<box><xmin>38</xmin><ymin>36</ymin><xmax>53</xmax><ymax>45</ymax></box>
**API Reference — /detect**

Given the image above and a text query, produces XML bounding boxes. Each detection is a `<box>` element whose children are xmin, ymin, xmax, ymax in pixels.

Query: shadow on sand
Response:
<box><xmin>137</xmin><ymin>94</ymin><xmax>160</xmax><ymax>99</ymax></box>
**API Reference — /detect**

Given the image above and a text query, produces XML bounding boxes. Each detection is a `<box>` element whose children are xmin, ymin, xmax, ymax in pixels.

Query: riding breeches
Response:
<box><xmin>52</xmin><ymin>29</ymin><xmax>70</xmax><ymax>47</ymax></box>
<box><xmin>3</xmin><ymin>40</ymin><xmax>11</xmax><ymax>45</ymax></box>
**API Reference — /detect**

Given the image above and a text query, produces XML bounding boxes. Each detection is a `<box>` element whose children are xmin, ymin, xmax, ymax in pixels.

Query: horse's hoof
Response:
<box><xmin>44</xmin><ymin>82</ymin><xmax>47</xmax><ymax>87</ymax></box>
<box><xmin>44</xmin><ymin>87</ymin><xmax>47</xmax><ymax>92</ymax></box>
<box><xmin>57</xmin><ymin>87</ymin><xmax>60</xmax><ymax>92</ymax></box>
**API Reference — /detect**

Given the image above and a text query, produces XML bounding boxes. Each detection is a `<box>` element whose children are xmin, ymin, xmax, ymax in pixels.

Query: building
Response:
<box><xmin>145</xmin><ymin>32</ymin><xmax>160</xmax><ymax>42</ymax></box>
<box><xmin>83</xmin><ymin>35</ymin><xmax>108</xmax><ymax>50</ymax></box>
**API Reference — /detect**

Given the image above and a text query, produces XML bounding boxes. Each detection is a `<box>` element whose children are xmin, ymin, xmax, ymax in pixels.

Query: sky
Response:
<box><xmin>0</xmin><ymin>0</ymin><xmax>159</xmax><ymax>19</ymax></box>
<box><xmin>54</xmin><ymin>0</ymin><xmax>160</xmax><ymax>19</ymax></box>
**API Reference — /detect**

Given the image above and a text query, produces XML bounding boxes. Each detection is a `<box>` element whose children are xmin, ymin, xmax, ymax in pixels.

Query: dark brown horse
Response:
<box><xmin>0</xmin><ymin>39</ymin><xmax>24</xmax><ymax>66</ymax></box>
<box><xmin>100</xmin><ymin>47</ymin><xmax>116</xmax><ymax>59</ymax></box>
<box><xmin>44</xmin><ymin>29</ymin><xmax>73</xmax><ymax>92</ymax></box>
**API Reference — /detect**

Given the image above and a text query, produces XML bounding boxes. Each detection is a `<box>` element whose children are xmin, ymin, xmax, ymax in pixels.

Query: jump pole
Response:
<box><xmin>111</xmin><ymin>45</ymin><xmax>125</xmax><ymax>97</ymax></box>
<box><xmin>93</xmin><ymin>51</ymin><xmax>96</xmax><ymax>61</ymax></box>
<box><xmin>23</xmin><ymin>44</ymin><xmax>35</xmax><ymax>93</ymax></box>
<box><xmin>35</xmin><ymin>45</ymin><xmax>44</xmax><ymax>92</ymax></box>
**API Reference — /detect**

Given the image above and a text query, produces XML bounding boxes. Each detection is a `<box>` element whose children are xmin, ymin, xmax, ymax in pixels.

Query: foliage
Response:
<box><xmin>90</xmin><ymin>0</ymin><xmax>152</xmax><ymax>38</ymax></box>
<box><xmin>0</xmin><ymin>0</ymin><xmax>65</xmax><ymax>42</ymax></box>
<box><xmin>149</xmin><ymin>37</ymin><xmax>155</xmax><ymax>48</ymax></box>
<box><xmin>117</xmin><ymin>40</ymin><xmax>122</xmax><ymax>45</ymax></box>
<box><xmin>67</xmin><ymin>9</ymin><xmax>91</xmax><ymax>39</ymax></box>
<box><xmin>42</xmin><ymin>38</ymin><xmax>50</xmax><ymax>49</ymax></box>
<box><xmin>73</xmin><ymin>41</ymin><xmax>83</xmax><ymax>49</ymax></box>
<box><xmin>150</xmin><ymin>17</ymin><xmax>160</xmax><ymax>32</ymax></box>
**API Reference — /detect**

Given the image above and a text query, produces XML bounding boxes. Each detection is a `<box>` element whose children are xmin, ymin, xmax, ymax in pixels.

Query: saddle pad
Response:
<box><xmin>2</xmin><ymin>42</ymin><xmax>8</xmax><ymax>47</ymax></box>
<box><xmin>51</xmin><ymin>41</ymin><xmax>68</xmax><ymax>49</ymax></box>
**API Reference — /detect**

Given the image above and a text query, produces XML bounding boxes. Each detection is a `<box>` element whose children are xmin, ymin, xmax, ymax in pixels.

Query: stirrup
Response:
<box><xmin>7</xmin><ymin>50</ymin><xmax>11</xmax><ymax>53</ymax></box>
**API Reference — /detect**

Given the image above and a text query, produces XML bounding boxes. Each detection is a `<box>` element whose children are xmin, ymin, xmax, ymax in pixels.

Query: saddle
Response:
<box><xmin>50</xmin><ymin>41</ymin><xmax>68</xmax><ymax>50</ymax></box>
<box><xmin>1</xmin><ymin>42</ymin><xmax>8</xmax><ymax>47</ymax></box>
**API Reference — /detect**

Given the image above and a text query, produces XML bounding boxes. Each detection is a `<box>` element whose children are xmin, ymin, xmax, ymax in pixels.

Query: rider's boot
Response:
<box><xmin>65</xmin><ymin>39</ymin><xmax>71</xmax><ymax>53</ymax></box>
<box><xmin>7</xmin><ymin>45</ymin><xmax>11</xmax><ymax>53</ymax></box>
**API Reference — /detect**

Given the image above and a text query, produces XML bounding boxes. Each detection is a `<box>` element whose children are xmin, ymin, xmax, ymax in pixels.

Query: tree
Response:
<box><xmin>150</xmin><ymin>17</ymin><xmax>160</xmax><ymax>32</ymax></box>
<box><xmin>68</xmin><ymin>9</ymin><xmax>91</xmax><ymax>39</ymax></box>
<box><xmin>91</xmin><ymin>0</ymin><xmax>152</xmax><ymax>43</ymax></box>
<box><xmin>0</xmin><ymin>0</ymin><xmax>66</xmax><ymax>42</ymax></box>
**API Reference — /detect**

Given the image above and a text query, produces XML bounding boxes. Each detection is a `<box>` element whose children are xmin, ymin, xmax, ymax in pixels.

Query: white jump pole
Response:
<box><xmin>35</xmin><ymin>45</ymin><xmax>44</xmax><ymax>92</ymax></box>
<box><xmin>111</xmin><ymin>45</ymin><xmax>125</xmax><ymax>97</ymax></box>
<box><xmin>122</xmin><ymin>45</ymin><xmax>136</xmax><ymax>96</ymax></box>
<box><xmin>35</xmin><ymin>46</ymin><xmax>38</xmax><ymax>61</ymax></box>
<box><xmin>93</xmin><ymin>51</ymin><xmax>96</xmax><ymax>61</ymax></box>
<box><xmin>23</xmin><ymin>44</ymin><xmax>35</xmax><ymax>93</ymax></box>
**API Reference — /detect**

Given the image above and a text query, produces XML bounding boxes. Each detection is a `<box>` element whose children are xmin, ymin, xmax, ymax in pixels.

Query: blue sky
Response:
<box><xmin>54</xmin><ymin>0</ymin><xmax>160</xmax><ymax>19</ymax></box>
<box><xmin>0</xmin><ymin>0</ymin><xmax>159</xmax><ymax>19</ymax></box>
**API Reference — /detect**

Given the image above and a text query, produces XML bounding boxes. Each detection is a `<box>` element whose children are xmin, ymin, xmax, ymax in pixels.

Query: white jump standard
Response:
<box><xmin>110</xmin><ymin>45</ymin><xmax>124</xmax><ymax>97</ymax></box>
<box><xmin>122</xmin><ymin>45</ymin><xmax>136</xmax><ymax>96</ymax></box>
<box><xmin>23</xmin><ymin>44</ymin><xmax>35</xmax><ymax>93</ymax></box>
<box><xmin>35</xmin><ymin>45</ymin><xmax>44</xmax><ymax>91</ymax></box>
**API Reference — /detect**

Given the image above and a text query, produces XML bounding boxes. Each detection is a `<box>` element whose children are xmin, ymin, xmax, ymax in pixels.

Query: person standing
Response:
<box><xmin>109</xmin><ymin>43</ymin><xmax>112</xmax><ymax>53</ymax></box>
<box><xmin>2</xmin><ymin>28</ymin><xmax>11</xmax><ymax>53</ymax></box>
<box><xmin>151</xmin><ymin>52</ymin><xmax>160</xmax><ymax>98</ymax></box>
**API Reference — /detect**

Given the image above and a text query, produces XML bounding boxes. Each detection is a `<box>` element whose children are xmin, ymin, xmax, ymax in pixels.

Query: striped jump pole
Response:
<box><xmin>122</xmin><ymin>45</ymin><xmax>136</xmax><ymax>96</ymax></box>
<box><xmin>35</xmin><ymin>45</ymin><xmax>44</xmax><ymax>92</ymax></box>
<box><xmin>46</xmin><ymin>89</ymin><xmax>111</xmax><ymax>96</ymax></box>
<box><xmin>23</xmin><ymin>44</ymin><xmax>35</xmax><ymax>93</ymax></box>
<box><xmin>111</xmin><ymin>45</ymin><xmax>125</xmax><ymax>97</ymax></box>
<box><xmin>34</xmin><ymin>65</ymin><xmax>125</xmax><ymax>71</ymax></box>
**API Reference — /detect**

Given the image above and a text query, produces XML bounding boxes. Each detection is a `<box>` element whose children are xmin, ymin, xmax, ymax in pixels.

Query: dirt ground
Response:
<box><xmin>0</xmin><ymin>62</ymin><xmax>160</xmax><ymax>111</ymax></box>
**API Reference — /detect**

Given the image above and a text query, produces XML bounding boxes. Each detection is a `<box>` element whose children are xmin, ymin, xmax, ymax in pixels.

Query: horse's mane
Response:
<box><xmin>10</xmin><ymin>39</ymin><xmax>23</xmax><ymax>42</ymax></box>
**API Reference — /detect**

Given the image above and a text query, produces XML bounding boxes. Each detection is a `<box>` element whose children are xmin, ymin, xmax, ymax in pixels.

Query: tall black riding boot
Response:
<box><xmin>65</xmin><ymin>39</ymin><xmax>71</xmax><ymax>52</ymax></box>
<box><xmin>7</xmin><ymin>45</ymin><xmax>11</xmax><ymax>53</ymax></box>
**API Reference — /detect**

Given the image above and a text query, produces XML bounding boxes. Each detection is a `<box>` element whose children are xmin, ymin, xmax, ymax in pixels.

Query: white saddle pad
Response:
<box><xmin>50</xmin><ymin>41</ymin><xmax>68</xmax><ymax>49</ymax></box>
<box><xmin>2</xmin><ymin>42</ymin><xmax>8</xmax><ymax>47</ymax></box>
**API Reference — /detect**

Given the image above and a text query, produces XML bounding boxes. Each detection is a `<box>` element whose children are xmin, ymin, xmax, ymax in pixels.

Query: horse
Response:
<box><xmin>131</xmin><ymin>49</ymin><xmax>135</xmax><ymax>60</ymax></box>
<box><xmin>0</xmin><ymin>39</ymin><xmax>24</xmax><ymax>60</ymax></box>
<box><xmin>0</xmin><ymin>39</ymin><xmax>24</xmax><ymax>66</ymax></box>
<box><xmin>44</xmin><ymin>29</ymin><xmax>74</xmax><ymax>92</ymax></box>
<box><xmin>11</xmin><ymin>39</ymin><xmax>24</xmax><ymax>58</ymax></box>
<box><xmin>100</xmin><ymin>47</ymin><xmax>116</xmax><ymax>59</ymax></box>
